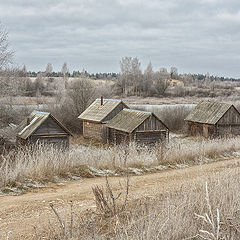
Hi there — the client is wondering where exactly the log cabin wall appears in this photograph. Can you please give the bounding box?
[187,122,219,138]
[108,128,130,144]
[186,102,240,138]
[108,114,168,145]
[83,121,104,141]
[81,101,128,142]
[108,128,167,145]
[134,130,167,145]
[217,125,240,136]
[187,122,205,137]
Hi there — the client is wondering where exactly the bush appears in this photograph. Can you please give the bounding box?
[46,79,95,133]
[133,105,193,132]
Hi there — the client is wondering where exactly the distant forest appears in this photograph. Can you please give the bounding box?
[26,67,239,82]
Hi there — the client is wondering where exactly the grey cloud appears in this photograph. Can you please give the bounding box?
[1,0,240,77]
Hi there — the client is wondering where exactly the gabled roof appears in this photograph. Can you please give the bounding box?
[78,98,128,123]
[185,101,233,125]
[106,109,168,133]
[16,111,72,139]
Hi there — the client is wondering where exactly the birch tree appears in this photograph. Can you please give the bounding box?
[45,63,53,77]
[143,62,153,95]
[119,56,142,96]
[62,62,68,88]
[0,23,13,69]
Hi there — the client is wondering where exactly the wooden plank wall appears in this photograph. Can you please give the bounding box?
[136,115,167,132]
[33,117,67,135]
[218,106,240,125]
[135,131,167,145]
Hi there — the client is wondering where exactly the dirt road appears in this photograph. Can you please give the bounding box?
[0,158,239,239]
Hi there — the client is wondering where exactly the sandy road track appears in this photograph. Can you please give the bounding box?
[0,158,239,239]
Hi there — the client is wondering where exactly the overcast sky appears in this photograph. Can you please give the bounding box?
[1,0,240,77]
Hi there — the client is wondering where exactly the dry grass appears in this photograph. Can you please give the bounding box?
[35,160,240,239]
[1,137,240,190]
[162,136,240,164]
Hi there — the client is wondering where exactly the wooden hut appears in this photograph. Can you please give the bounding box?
[185,101,240,138]
[16,111,72,148]
[106,109,169,145]
[78,97,128,142]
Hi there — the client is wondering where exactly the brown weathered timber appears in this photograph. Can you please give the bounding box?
[107,109,169,145]
[16,111,72,149]
[79,98,128,142]
[185,101,240,138]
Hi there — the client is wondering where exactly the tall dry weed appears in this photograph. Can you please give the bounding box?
[36,161,240,239]
[1,137,240,188]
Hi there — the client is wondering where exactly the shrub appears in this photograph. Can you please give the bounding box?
[133,105,193,132]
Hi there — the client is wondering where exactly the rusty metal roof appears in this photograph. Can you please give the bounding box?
[185,101,232,125]
[106,109,157,133]
[78,98,127,122]
[16,111,72,139]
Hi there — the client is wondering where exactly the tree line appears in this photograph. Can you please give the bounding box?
[26,62,118,80]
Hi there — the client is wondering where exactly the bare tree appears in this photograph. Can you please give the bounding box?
[22,65,27,75]
[143,61,154,96]
[119,56,142,96]
[119,57,132,95]
[45,63,53,77]
[68,79,94,114]
[154,71,170,95]
[0,23,13,69]
[62,62,68,88]
[170,66,178,79]
[35,72,45,98]
[131,57,142,95]
[49,78,95,132]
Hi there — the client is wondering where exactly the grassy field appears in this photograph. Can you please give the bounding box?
[1,135,240,191]
[31,157,240,239]
[0,136,239,239]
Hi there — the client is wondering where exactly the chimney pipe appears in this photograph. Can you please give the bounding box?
[27,117,30,125]
[101,96,103,105]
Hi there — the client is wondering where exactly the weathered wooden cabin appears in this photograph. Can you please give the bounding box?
[16,111,72,148]
[185,101,240,138]
[78,97,128,142]
[106,109,169,145]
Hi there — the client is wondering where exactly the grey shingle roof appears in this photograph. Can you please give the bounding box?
[185,101,232,125]
[16,111,72,139]
[78,98,127,122]
[106,109,155,133]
